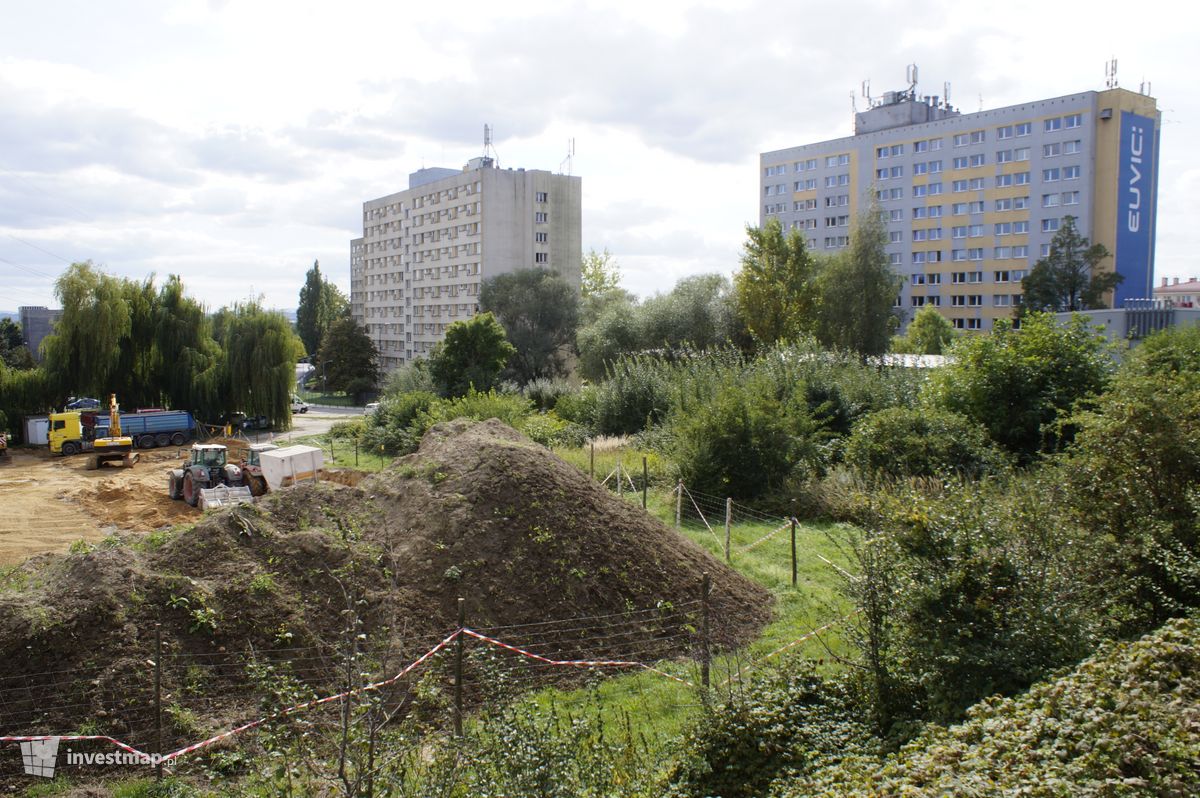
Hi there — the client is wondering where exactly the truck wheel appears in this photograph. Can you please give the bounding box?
[62,441,80,456]
[183,472,198,507]
[170,432,186,446]
[155,433,170,447]
[138,434,156,449]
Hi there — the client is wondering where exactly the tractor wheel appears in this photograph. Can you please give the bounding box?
[170,432,187,446]
[183,472,199,507]
[248,475,268,497]
[168,473,181,500]
[61,441,80,456]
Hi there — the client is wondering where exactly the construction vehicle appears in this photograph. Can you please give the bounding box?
[239,443,324,496]
[49,408,194,455]
[86,394,138,470]
[167,444,246,507]
[0,431,10,465]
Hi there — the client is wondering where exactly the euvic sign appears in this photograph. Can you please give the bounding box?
[1115,111,1156,304]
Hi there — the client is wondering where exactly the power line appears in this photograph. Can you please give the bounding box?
[0,254,57,281]
[6,234,72,264]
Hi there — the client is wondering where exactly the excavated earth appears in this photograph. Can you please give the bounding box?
[0,419,771,760]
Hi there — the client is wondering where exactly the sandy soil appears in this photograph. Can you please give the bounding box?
[0,447,196,566]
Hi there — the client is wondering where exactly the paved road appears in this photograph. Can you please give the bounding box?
[288,406,365,438]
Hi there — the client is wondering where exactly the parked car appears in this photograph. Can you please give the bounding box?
[364,402,380,416]
[65,397,101,410]
[291,396,309,414]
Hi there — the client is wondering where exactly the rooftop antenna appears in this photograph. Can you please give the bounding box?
[559,138,575,175]
[906,63,919,98]
[979,93,984,112]
[943,81,951,109]
[1105,57,1118,89]
[483,124,499,167]
[862,79,873,107]
[1140,78,1151,96]
[851,90,858,114]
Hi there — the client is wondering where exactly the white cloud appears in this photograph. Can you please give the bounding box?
[0,0,1196,311]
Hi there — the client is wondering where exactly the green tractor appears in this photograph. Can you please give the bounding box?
[167,444,247,507]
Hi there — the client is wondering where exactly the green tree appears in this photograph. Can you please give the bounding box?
[317,316,379,402]
[576,293,642,381]
[892,305,956,355]
[580,247,621,299]
[480,268,580,384]
[843,406,1003,481]
[0,318,34,369]
[41,262,132,400]
[815,204,903,356]
[734,217,818,345]
[1020,216,1120,313]
[154,275,220,415]
[427,312,516,397]
[217,302,306,423]
[924,313,1115,462]
[296,260,349,358]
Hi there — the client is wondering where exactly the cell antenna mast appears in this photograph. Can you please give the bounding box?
[559,138,576,175]
[906,63,919,94]
[943,81,951,107]
[1105,58,1118,89]
[483,124,499,166]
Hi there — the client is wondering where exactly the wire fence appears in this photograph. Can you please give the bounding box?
[0,596,850,782]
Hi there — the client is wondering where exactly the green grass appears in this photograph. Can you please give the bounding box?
[519,443,858,753]
[295,388,359,407]
[274,432,393,472]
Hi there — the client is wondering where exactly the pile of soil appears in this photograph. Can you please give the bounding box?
[0,420,770,748]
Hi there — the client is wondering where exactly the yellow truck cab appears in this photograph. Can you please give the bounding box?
[47,412,91,456]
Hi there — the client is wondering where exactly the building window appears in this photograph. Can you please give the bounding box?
[1045,117,1063,132]
[928,228,944,240]
[1013,220,1029,234]
[1043,168,1061,182]
[968,178,985,190]
[969,153,985,167]
[534,252,549,263]
[1064,140,1082,155]
[889,230,903,243]
[1044,142,1061,158]
[996,174,1013,188]
[876,146,889,158]
[1062,190,1080,205]
[1013,245,1029,258]
[953,225,967,239]
[889,253,903,265]
[889,209,903,221]
[535,191,548,202]
[914,162,927,175]
[913,206,927,219]
[1065,113,1082,128]
[969,201,984,214]
[912,252,926,264]
[971,130,985,144]
[951,295,966,306]
[913,185,927,197]
[953,133,969,147]
[995,247,1012,259]
[997,149,1013,163]
[535,231,548,242]
[928,205,943,218]
[1042,218,1061,233]
[1015,147,1030,161]
[1013,196,1030,210]
[1063,165,1081,180]
[1015,172,1031,185]
[953,180,968,192]
[995,270,1011,282]
[998,125,1013,139]
[535,211,548,223]
[929,160,943,173]
[953,156,969,169]
[995,222,1012,235]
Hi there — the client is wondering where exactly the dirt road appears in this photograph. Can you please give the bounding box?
[0,448,195,566]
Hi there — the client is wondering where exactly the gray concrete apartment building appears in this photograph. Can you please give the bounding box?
[760,86,1161,331]
[351,158,582,372]
[18,305,62,362]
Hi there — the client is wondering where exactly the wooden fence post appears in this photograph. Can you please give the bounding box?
[701,573,711,689]
[724,498,732,563]
[790,518,798,587]
[675,481,683,528]
[641,456,648,509]
[589,441,595,479]
[454,598,465,737]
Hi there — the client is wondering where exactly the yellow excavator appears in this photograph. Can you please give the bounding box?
[86,394,139,470]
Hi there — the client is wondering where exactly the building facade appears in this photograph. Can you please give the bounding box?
[351,158,582,372]
[1153,277,1200,308]
[17,306,62,362]
[760,87,1161,331]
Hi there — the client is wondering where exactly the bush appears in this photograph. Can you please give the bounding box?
[923,313,1115,462]
[670,375,822,500]
[843,407,1004,481]
[363,390,437,454]
[668,665,871,798]
[594,355,672,435]
[522,376,576,411]
[554,384,599,430]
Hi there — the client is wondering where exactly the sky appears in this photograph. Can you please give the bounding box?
[1,0,1196,313]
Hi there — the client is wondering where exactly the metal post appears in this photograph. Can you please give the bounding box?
[701,573,711,689]
[616,459,622,497]
[724,498,732,563]
[154,622,163,781]
[675,481,683,528]
[641,456,648,509]
[454,598,464,737]
[355,439,359,466]
[589,442,595,480]
[790,518,798,587]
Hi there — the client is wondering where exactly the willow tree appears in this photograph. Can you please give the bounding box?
[41,262,132,400]
[216,302,305,424]
[155,275,220,415]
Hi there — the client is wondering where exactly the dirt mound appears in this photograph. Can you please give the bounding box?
[0,420,770,751]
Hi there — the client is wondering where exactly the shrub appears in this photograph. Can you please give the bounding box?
[668,665,871,798]
[594,355,672,435]
[413,388,534,440]
[843,407,1004,481]
[670,375,822,500]
[363,390,437,454]
[522,376,576,411]
[553,383,599,430]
